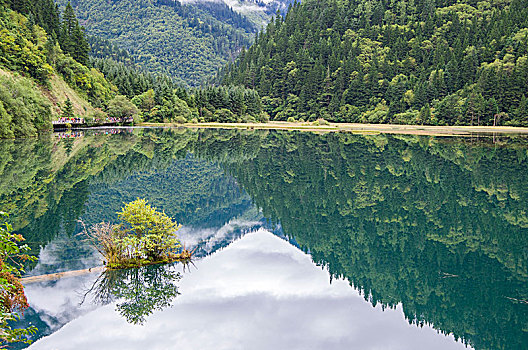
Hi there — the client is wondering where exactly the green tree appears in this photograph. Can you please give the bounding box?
[62,97,75,118]
[60,2,89,65]
[213,108,237,123]
[107,95,139,123]
[87,265,181,325]
[116,198,181,262]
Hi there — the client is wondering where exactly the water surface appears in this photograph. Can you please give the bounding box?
[1,128,527,349]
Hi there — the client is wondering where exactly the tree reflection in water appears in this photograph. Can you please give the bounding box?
[82,264,182,324]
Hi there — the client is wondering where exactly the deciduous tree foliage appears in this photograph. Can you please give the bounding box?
[0,75,52,138]
[107,95,139,122]
[0,213,36,344]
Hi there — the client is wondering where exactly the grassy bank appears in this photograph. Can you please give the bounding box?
[139,121,528,136]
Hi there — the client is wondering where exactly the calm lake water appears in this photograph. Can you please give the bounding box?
[1,127,527,349]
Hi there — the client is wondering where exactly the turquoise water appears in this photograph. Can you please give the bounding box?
[2,128,527,349]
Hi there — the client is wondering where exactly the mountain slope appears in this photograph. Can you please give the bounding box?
[0,6,117,137]
[222,0,528,126]
[63,0,260,86]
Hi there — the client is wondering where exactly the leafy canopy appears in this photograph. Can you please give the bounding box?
[116,198,181,262]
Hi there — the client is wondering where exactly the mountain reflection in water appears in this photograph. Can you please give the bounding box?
[0,128,526,349]
[27,231,468,350]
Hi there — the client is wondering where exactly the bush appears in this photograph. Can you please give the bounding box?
[360,102,389,123]
[241,114,257,123]
[117,199,181,262]
[201,108,213,122]
[85,199,182,268]
[213,108,237,123]
[107,95,139,122]
[287,117,296,123]
[392,110,421,125]
[173,116,187,124]
[312,118,330,126]
[87,108,106,126]
[132,114,143,125]
[257,111,270,123]
[0,75,52,138]
[0,213,37,344]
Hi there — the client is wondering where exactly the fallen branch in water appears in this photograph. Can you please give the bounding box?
[440,272,459,278]
[506,296,528,304]
[20,266,105,284]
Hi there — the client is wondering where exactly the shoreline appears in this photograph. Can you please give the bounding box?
[138,121,528,137]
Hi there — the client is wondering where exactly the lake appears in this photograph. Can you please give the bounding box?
[2,127,527,349]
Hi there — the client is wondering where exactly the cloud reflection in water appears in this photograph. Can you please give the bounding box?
[28,230,470,350]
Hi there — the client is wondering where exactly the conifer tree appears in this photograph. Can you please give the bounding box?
[62,98,75,118]
[60,2,89,65]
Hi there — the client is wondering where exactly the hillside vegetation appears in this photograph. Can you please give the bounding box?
[62,0,258,86]
[223,0,528,126]
[0,0,266,137]
[0,3,118,137]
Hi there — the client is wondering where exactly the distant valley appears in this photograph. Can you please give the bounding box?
[63,0,294,86]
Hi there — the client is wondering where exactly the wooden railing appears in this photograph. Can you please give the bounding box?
[52,118,85,125]
[52,117,134,127]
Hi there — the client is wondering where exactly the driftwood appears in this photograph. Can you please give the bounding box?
[20,266,105,284]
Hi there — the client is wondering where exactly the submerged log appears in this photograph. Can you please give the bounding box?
[20,266,105,284]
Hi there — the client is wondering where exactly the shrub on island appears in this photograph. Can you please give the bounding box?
[84,199,191,269]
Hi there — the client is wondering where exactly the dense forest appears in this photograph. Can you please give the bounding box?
[223,0,528,126]
[0,0,264,137]
[61,0,299,86]
[92,57,265,123]
[59,0,257,87]
[5,0,528,134]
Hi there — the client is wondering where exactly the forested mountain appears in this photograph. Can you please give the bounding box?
[60,0,265,86]
[0,0,266,137]
[211,0,295,24]
[223,0,528,126]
